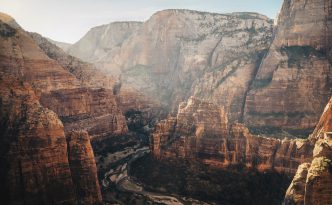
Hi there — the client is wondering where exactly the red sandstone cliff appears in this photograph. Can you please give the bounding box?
[151,97,313,174]
[244,0,332,134]
[66,131,103,205]
[0,76,77,204]
[0,13,127,138]
[0,13,103,204]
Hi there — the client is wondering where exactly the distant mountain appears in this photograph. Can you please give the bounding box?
[68,7,332,137]
[46,37,72,51]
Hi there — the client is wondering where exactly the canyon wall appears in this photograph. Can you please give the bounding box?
[151,97,314,174]
[69,10,274,120]
[68,21,143,64]
[0,13,103,204]
[0,75,102,205]
[0,15,128,138]
[68,3,332,137]
[244,0,332,134]
[29,32,116,89]
[66,131,103,205]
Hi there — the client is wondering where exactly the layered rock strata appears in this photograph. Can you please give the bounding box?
[151,97,314,174]
[0,76,103,204]
[67,2,332,137]
[244,0,332,134]
[69,10,274,120]
[0,13,104,205]
[0,76,77,204]
[40,87,127,138]
[66,131,103,205]
[29,32,116,89]
[0,14,127,138]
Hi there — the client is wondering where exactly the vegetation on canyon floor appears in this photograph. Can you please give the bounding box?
[130,154,292,205]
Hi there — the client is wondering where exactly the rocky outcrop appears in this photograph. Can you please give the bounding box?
[284,97,332,205]
[0,73,76,204]
[66,131,103,205]
[0,15,128,138]
[244,0,332,134]
[311,95,332,140]
[0,76,77,204]
[0,77,104,205]
[283,163,311,205]
[0,14,104,205]
[151,97,313,174]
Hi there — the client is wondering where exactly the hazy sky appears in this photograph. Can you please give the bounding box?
[0,0,283,43]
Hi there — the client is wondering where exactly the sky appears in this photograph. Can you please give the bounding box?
[0,0,283,44]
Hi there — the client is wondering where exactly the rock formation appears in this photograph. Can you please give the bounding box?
[40,87,127,138]
[0,14,128,138]
[68,10,274,120]
[0,75,77,204]
[151,97,314,174]
[0,13,103,205]
[284,97,332,205]
[29,32,116,89]
[68,4,332,137]
[244,0,332,134]
[0,75,103,204]
[66,131,103,205]
[68,21,143,64]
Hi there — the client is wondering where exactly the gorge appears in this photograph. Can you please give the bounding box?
[0,0,332,204]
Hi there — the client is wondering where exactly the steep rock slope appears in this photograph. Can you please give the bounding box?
[69,4,332,137]
[0,14,103,205]
[40,87,127,138]
[68,21,143,64]
[0,19,80,94]
[244,0,332,134]
[0,15,127,138]
[69,10,274,120]
[0,76,102,205]
[29,32,116,89]
[151,97,314,174]
[0,76,77,204]
[66,131,103,205]
[284,97,332,205]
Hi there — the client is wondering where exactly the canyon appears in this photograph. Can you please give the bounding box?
[69,1,332,137]
[0,0,331,204]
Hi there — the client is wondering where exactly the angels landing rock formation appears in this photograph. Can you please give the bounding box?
[0,76,102,205]
[0,13,102,204]
[151,97,314,174]
[0,13,127,139]
[284,97,332,205]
